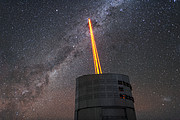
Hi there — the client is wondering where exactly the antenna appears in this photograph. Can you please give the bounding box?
[88,18,102,74]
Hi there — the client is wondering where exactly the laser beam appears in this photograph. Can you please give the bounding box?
[88,18,102,74]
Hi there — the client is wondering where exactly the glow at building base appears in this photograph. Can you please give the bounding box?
[88,18,102,74]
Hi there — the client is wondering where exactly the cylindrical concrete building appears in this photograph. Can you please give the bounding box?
[74,73,136,120]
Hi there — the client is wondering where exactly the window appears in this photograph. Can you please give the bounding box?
[126,95,130,100]
[119,87,124,91]
[118,81,132,90]
[118,81,123,85]
[120,94,123,99]
[130,85,132,90]
[123,95,126,99]
[119,94,134,102]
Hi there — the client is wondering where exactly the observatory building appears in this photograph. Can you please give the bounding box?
[74,73,136,120]
[74,18,136,120]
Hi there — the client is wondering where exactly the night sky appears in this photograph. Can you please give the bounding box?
[0,0,180,120]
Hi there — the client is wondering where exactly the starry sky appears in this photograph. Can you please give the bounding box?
[0,0,180,120]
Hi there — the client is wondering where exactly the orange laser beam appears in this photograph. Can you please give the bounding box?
[88,18,102,74]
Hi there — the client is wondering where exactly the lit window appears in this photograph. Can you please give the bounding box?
[123,95,125,99]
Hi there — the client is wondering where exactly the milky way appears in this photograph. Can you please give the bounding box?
[0,0,180,120]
